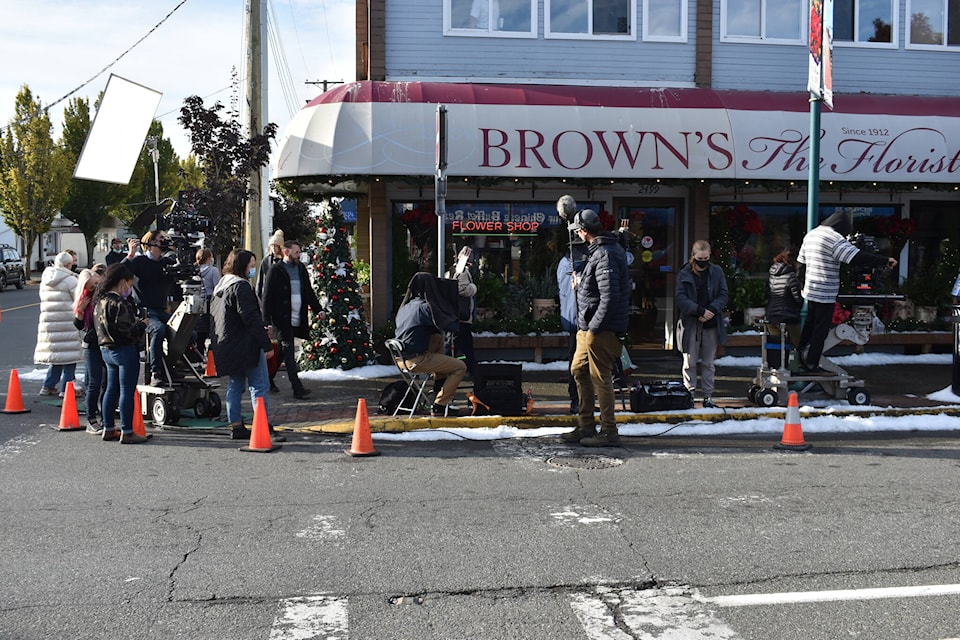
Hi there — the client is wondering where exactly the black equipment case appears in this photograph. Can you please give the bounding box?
[473,364,526,416]
[630,380,693,412]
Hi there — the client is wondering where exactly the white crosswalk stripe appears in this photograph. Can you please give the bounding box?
[570,586,741,640]
[269,595,348,640]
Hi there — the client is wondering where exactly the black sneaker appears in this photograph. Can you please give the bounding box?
[431,403,459,417]
[293,388,312,399]
[269,426,287,442]
[230,423,251,440]
[702,397,718,409]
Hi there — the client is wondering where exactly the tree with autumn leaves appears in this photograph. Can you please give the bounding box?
[299,199,377,371]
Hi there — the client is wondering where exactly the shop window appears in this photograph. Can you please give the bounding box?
[833,0,896,45]
[709,203,902,283]
[545,0,636,38]
[720,0,805,42]
[643,0,688,41]
[445,0,537,36]
[907,0,960,46]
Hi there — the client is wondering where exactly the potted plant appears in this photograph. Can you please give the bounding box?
[475,269,508,320]
[899,267,950,323]
[354,259,371,294]
[526,270,559,320]
[731,277,768,325]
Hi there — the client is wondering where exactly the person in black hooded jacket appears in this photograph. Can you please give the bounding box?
[393,272,464,416]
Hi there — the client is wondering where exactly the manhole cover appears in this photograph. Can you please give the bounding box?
[546,455,625,470]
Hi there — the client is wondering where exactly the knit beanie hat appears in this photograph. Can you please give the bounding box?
[268,229,285,248]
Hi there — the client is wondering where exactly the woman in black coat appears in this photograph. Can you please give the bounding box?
[209,249,278,440]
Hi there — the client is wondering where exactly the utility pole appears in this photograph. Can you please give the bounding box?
[305,79,345,93]
[244,0,268,257]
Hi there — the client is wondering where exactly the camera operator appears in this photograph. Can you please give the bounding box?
[124,230,178,386]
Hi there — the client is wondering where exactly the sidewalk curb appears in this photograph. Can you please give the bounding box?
[292,404,960,434]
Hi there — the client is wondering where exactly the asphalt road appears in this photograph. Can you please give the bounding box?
[3,282,960,639]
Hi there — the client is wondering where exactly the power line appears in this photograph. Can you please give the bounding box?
[43,0,192,114]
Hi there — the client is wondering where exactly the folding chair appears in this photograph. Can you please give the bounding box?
[385,339,432,417]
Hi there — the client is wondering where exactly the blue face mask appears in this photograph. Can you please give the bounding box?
[121,287,133,299]
[246,267,257,279]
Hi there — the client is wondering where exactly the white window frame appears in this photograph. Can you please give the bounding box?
[832,0,899,48]
[544,0,638,40]
[719,0,806,44]
[642,0,689,42]
[905,0,960,48]
[444,0,538,38]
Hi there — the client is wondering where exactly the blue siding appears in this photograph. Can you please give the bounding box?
[383,1,960,97]
[711,1,960,96]
[384,0,697,85]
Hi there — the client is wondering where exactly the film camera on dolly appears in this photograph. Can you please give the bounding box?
[749,233,903,408]
[131,199,222,427]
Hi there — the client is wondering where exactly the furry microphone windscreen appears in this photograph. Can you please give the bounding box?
[556,195,577,221]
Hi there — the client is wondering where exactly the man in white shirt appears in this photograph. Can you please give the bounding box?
[797,210,896,373]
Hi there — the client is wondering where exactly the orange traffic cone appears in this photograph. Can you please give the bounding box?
[346,398,380,457]
[132,391,148,437]
[240,397,280,452]
[1,369,30,414]
[204,350,217,377]
[775,391,811,451]
[55,382,83,431]
[466,391,490,416]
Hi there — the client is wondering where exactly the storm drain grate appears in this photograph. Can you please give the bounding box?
[546,455,625,470]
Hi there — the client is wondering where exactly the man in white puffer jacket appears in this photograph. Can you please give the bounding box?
[34,252,84,396]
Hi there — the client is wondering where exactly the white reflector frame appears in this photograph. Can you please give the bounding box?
[73,74,162,184]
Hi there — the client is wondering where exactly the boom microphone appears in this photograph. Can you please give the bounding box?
[556,195,577,222]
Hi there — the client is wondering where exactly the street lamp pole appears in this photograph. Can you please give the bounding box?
[145,136,160,205]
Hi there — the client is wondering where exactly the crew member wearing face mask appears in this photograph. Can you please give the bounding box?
[106,238,126,265]
[124,230,177,386]
[676,240,729,409]
[93,262,150,444]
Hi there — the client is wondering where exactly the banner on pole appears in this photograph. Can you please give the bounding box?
[808,0,834,109]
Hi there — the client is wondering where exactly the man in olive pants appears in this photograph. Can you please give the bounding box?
[563,209,631,447]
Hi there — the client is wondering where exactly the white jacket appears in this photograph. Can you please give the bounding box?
[34,266,83,365]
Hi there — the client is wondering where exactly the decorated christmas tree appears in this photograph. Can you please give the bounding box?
[299,199,378,370]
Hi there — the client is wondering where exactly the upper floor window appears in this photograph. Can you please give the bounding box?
[721,0,805,43]
[834,0,896,44]
[907,0,960,46]
[545,0,637,39]
[445,0,537,37]
[643,0,688,41]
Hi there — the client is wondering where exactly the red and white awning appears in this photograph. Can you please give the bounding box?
[274,81,960,183]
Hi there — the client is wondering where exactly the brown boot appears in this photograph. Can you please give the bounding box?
[581,427,621,447]
[561,424,597,444]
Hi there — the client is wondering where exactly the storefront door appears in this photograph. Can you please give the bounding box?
[614,199,682,350]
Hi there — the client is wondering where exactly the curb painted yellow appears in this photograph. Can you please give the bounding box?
[293,405,960,434]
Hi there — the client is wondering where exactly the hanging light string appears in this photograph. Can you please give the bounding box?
[42,0,192,114]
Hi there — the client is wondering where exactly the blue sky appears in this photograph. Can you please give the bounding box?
[0,0,355,158]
